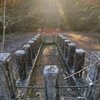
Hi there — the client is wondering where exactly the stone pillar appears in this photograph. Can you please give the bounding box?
[74,49,85,78]
[34,35,39,49]
[32,37,37,55]
[56,34,60,45]
[67,43,76,67]
[37,34,42,48]
[44,65,59,100]
[64,39,70,58]
[37,34,41,49]
[28,40,35,59]
[93,62,100,100]
[53,34,56,43]
[0,53,16,99]
[15,50,27,80]
[23,44,32,68]
[85,61,100,100]
[59,34,63,49]
[61,37,67,54]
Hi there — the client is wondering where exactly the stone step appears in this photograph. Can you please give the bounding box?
[61,97,78,100]
[26,97,78,100]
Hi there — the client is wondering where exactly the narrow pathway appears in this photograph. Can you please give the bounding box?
[27,44,75,99]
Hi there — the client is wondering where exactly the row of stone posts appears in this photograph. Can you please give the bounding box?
[15,34,42,82]
[57,34,85,78]
[0,53,17,99]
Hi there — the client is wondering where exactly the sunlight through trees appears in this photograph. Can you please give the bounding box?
[0,0,100,32]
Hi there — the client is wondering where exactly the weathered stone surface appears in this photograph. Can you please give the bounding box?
[32,37,37,54]
[85,53,100,100]
[92,51,100,60]
[28,40,35,59]
[23,44,32,68]
[67,43,76,67]
[44,65,59,100]
[64,40,70,58]
[15,50,27,80]
[0,53,10,63]
[0,53,16,100]
[74,49,85,78]
[0,53,11,100]
[61,37,67,54]
[58,34,63,49]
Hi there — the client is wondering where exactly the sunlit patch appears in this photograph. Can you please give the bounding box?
[55,0,69,26]
[66,32,100,52]
[93,45,100,50]
[56,0,64,16]
[58,6,64,16]
[43,47,53,56]
[68,33,91,42]
[42,0,65,17]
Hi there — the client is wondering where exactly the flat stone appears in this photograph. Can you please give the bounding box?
[35,34,41,38]
[32,38,37,41]
[62,37,67,40]
[68,43,76,46]
[15,50,25,56]
[59,34,63,37]
[23,44,30,48]
[44,65,59,76]
[65,40,70,42]
[0,53,10,63]
[28,40,34,44]
[76,49,85,53]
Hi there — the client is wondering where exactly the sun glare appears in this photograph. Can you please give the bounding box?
[56,0,64,16]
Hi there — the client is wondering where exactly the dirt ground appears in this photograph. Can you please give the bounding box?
[63,31,100,53]
[0,31,99,53]
[0,32,36,53]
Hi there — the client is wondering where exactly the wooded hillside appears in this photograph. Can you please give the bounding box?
[0,0,100,33]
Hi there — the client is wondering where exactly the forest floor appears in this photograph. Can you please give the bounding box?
[0,32,36,53]
[0,31,99,53]
[64,31,100,53]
